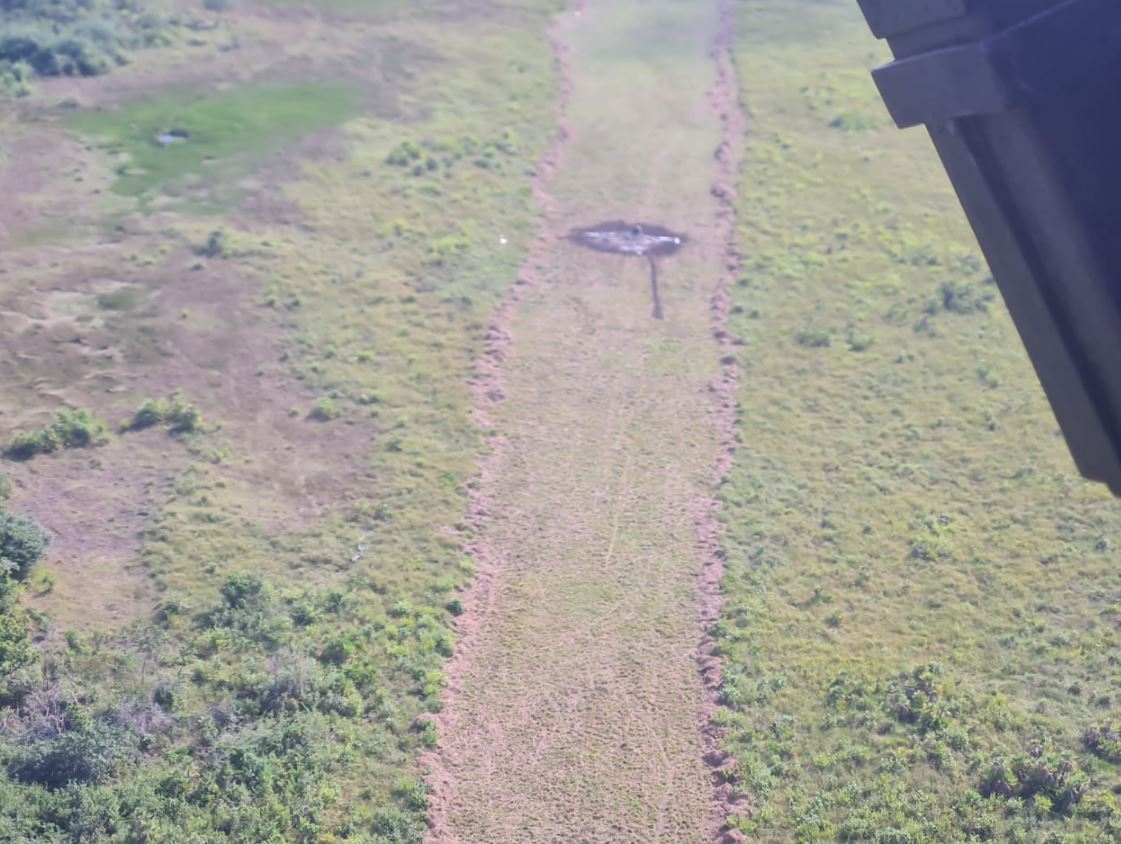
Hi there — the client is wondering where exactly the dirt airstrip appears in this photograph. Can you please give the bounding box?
[423,0,748,840]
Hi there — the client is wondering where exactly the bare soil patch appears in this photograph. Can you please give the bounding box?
[0,222,375,628]
[697,0,751,837]
[12,433,167,632]
[144,250,377,524]
[0,128,111,246]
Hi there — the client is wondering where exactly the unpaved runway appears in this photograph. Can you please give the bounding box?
[426,1,741,840]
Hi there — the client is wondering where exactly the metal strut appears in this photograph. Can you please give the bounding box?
[855,0,1121,494]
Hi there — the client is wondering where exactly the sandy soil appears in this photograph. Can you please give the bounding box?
[424,0,747,840]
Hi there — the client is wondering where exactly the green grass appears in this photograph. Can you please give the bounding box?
[717,1,1121,841]
[131,12,562,825]
[67,82,363,197]
[0,1,563,841]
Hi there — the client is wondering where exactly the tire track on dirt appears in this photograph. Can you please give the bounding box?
[424,0,746,841]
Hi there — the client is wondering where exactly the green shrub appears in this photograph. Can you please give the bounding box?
[4,428,59,460]
[211,572,293,649]
[0,27,114,77]
[0,59,32,96]
[309,397,341,421]
[201,229,228,258]
[0,609,36,679]
[0,508,50,580]
[221,571,267,610]
[411,716,438,748]
[53,408,105,448]
[320,633,359,665]
[980,748,1089,814]
[167,399,202,433]
[370,806,421,841]
[846,331,874,352]
[1084,722,1121,763]
[927,280,995,315]
[385,140,423,167]
[95,286,143,310]
[887,664,949,733]
[62,784,124,842]
[126,398,165,431]
[123,394,203,434]
[5,408,108,460]
[394,778,429,812]
[425,235,471,266]
[828,111,878,132]
[8,720,138,789]
[795,327,832,348]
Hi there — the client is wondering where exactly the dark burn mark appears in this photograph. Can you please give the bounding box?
[568,220,686,257]
[567,221,686,320]
[648,256,663,320]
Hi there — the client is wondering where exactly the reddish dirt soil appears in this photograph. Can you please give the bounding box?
[697,0,751,837]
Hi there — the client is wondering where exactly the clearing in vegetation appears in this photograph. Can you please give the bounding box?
[424,0,738,840]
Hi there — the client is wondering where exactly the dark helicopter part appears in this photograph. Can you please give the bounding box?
[855,0,1121,494]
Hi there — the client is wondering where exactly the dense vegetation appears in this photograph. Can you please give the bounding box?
[0,481,47,691]
[0,0,173,95]
[0,567,438,842]
[0,0,562,840]
[717,1,1121,841]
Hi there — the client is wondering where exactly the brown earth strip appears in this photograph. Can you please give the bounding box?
[424,0,746,840]
[698,0,750,838]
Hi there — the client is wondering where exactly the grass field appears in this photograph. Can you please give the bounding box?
[717,1,1121,841]
[6,0,1121,840]
[68,82,364,197]
[0,0,563,840]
